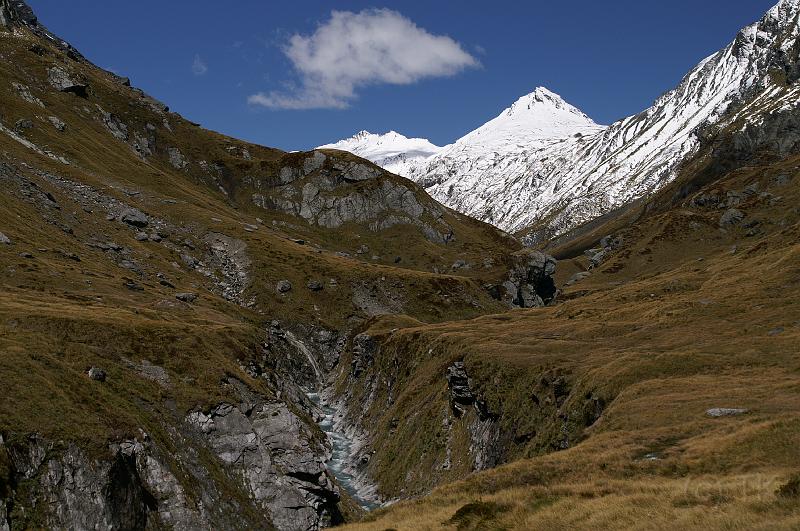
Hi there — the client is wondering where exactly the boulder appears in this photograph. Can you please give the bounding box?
[585,248,607,269]
[175,293,198,303]
[14,118,32,132]
[719,208,745,227]
[88,367,107,382]
[276,280,292,293]
[565,271,591,286]
[120,208,148,227]
[48,116,66,131]
[0,232,10,245]
[47,66,88,97]
[306,280,323,291]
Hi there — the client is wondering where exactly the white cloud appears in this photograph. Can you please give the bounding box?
[192,54,208,76]
[249,9,478,110]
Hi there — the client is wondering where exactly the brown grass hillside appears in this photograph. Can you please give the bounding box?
[334,152,800,529]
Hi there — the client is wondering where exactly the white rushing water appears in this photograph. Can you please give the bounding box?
[307,391,380,511]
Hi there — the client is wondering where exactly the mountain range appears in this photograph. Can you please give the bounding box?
[322,0,800,242]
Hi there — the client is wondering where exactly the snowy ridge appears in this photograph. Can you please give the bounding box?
[321,0,800,240]
[318,130,442,177]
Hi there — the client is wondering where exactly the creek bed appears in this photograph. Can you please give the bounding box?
[307,392,379,511]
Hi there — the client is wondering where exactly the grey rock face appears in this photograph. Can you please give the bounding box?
[203,233,252,304]
[47,66,88,97]
[350,334,377,378]
[168,147,188,169]
[98,107,129,141]
[0,231,10,244]
[253,154,454,244]
[719,208,745,227]
[499,250,557,308]
[443,361,500,470]
[446,362,475,416]
[119,208,148,227]
[48,115,66,131]
[706,408,749,417]
[303,151,327,175]
[11,82,44,107]
[0,499,8,531]
[2,436,163,530]
[185,400,342,530]
[584,248,607,269]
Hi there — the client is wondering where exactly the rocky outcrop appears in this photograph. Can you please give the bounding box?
[0,386,346,531]
[47,66,88,98]
[0,0,83,59]
[186,398,343,531]
[584,233,624,269]
[201,233,252,304]
[0,433,214,530]
[253,151,455,244]
[445,362,474,416]
[350,334,378,378]
[491,250,557,308]
[444,362,500,470]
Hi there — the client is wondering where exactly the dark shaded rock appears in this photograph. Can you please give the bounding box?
[88,367,107,382]
[446,361,475,416]
[276,280,292,293]
[350,334,377,378]
[123,279,143,291]
[47,66,88,97]
[306,280,323,291]
[14,118,33,132]
[175,293,198,303]
[772,174,792,186]
[503,250,557,308]
[120,208,148,228]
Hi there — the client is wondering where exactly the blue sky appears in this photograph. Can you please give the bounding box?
[29,0,778,151]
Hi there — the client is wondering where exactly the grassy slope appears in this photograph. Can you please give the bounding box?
[336,152,800,528]
[0,21,529,448]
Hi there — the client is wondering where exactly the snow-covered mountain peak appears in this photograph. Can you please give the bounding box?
[506,87,591,121]
[454,87,603,149]
[317,130,442,176]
